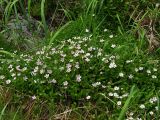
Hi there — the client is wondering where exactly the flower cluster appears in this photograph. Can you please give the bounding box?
[0,32,160,119]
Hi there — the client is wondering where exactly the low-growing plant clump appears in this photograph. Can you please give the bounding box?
[0,29,160,119]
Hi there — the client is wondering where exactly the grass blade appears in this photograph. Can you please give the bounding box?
[118,85,138,120]
[27,0,31,17]
[0,103,8,120]
[0,50,16,58]
[116,14,124,35]
[48,21,73,49]
[41,0,48,37]
[12,107,20,120]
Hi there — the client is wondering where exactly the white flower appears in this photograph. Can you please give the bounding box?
[85,53,91,57]
[66,63,72,68]
[149,97,158,103]
[129,112,134,116]
[113,93,119,97]
[74,52,79,57]
[32,95,36,100]
[97,52,102,56]
[92,82,101,87]
[128,74,133,79]
[109,35,113,38]
[16,65,21,71]
[156,3,159,8]
[100,72,103,74]
[139,104,145,109]
[111,44,116,48]
[146,70,151,74]
[109,62,117,68]
[23,76,28,81]
[102,85,106,88]
[76,74,81,82]
[60,53,66,57]
[118,96,123,99]
[76,44,81,50]
[152,75,157,79]
[8,64,13,69]
[86,95,91,100]
[85,29,89,32]
[139,67,144,71]
[149,99,154,104]
[88,47,93,51]
[6,80,11,84]
[34,67,38,73]
[9,68,14,72]
[0,75,5,79]
[47,70,52,74]
[153,68,157,71]
[75,62,80,69]
[108,92,113,96]
[135,68,139,72]
[117,101,121,106]
[109,55,115,60]
[44,74,49,79]
[155,106,158,111]
[85,58,90,62]
[126,60,133,63]
[104,29,108,32]
[63,81,68,86]
[152,97,158,102]
[102,58,109,63]
[50,79,57,83]
[40,69,45,74]
[36,59,43,65]
[114,86,120,91]
[66,68,71,73]
[34,80,37,83]
[149,111,154,115]
[119,72,124,77]
[100,39,105,42]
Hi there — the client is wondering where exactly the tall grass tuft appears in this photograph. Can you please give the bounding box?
[4,0,19,24]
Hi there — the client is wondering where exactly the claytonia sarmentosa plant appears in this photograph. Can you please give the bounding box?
[0,31,160,119]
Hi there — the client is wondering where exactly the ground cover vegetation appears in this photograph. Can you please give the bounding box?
[0,0,160,119]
